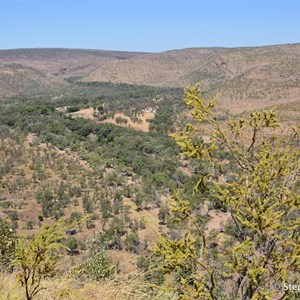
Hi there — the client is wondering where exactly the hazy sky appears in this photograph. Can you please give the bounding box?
[1,0,299,52]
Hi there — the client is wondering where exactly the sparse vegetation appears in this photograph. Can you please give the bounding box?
[0,45,299,299]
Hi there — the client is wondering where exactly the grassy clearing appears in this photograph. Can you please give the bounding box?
[69,108,155,132]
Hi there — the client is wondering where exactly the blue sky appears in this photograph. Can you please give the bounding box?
[0,1,299,52]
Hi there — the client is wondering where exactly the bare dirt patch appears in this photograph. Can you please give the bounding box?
[205,210,230,234]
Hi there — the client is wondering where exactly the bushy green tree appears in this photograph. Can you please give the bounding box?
[153,85,300,300]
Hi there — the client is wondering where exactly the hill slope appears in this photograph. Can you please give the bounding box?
[0,48,145,98]
[0,44,300,103]
[0,63,67,98]
[84,44,300,100]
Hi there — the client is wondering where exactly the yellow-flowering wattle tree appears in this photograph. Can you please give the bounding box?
[153,85,300,300]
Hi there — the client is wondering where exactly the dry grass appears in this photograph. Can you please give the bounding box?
[0,271,177,300]
[69,108,95,119]
[100,112,154,132]
[69,109,155,132]
[123,198,163,245]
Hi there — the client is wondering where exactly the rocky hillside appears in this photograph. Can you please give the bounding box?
[84,44,300,101]
[0,44,300,103]
[0,48,144,98]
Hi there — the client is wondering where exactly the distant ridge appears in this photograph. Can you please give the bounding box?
[0,43,300,102]
[0,47,146,59]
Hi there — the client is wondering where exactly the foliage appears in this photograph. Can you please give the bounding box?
[12,219,73,300]
[74,248,115,282]
[66,106,80,113]
[153,84,300,300]
[150,106,174,133]
[0,218,17,270]
[63,237,80,252]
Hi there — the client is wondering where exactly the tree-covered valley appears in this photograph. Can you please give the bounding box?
[0,46,299,300]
